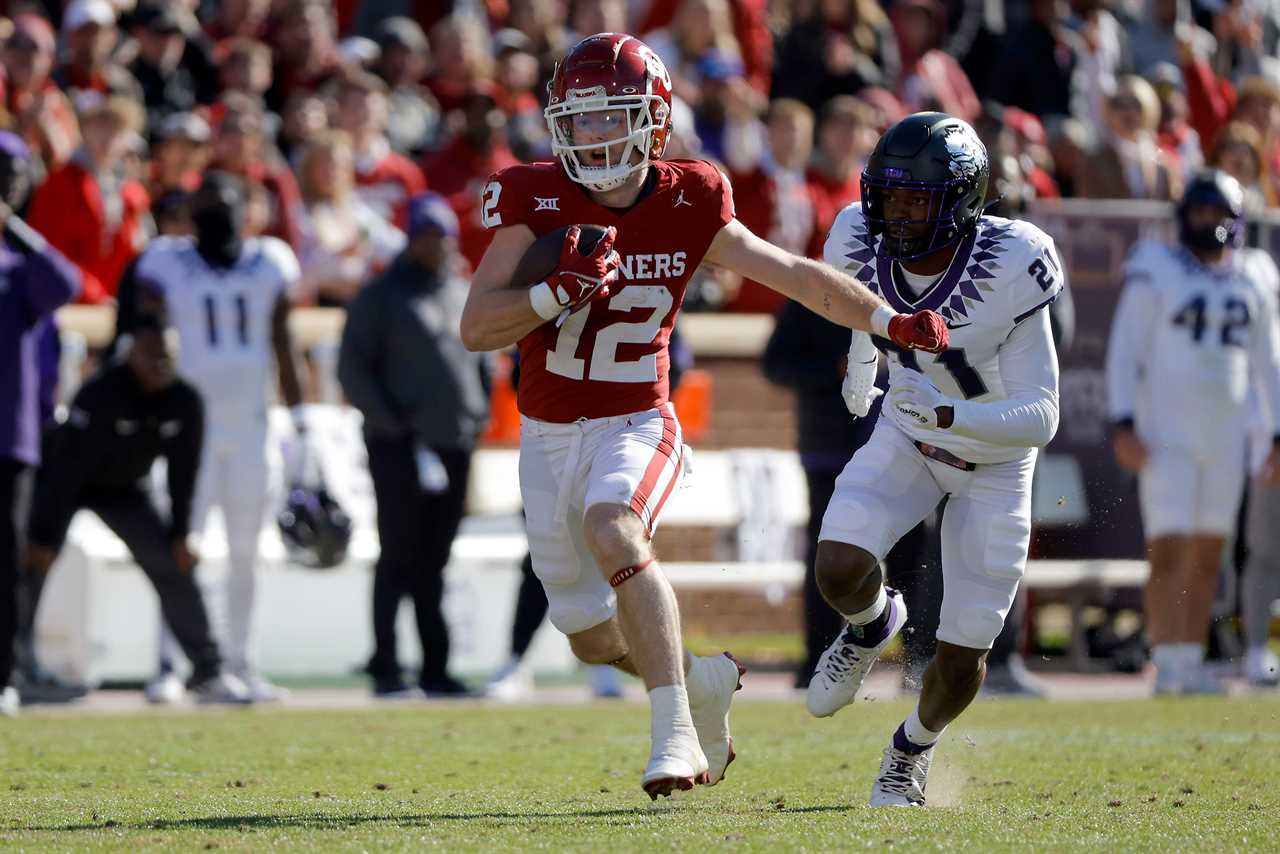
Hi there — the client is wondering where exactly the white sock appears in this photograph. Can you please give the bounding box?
[844,585,888,625]
[648,684,697,750]
[903,705,945,748]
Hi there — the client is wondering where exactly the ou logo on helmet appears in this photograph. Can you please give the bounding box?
[634,43,672,93]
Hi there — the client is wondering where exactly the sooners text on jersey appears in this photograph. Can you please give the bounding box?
[482,159,734,421]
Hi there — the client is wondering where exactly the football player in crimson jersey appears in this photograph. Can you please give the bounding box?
[460,33,947,800]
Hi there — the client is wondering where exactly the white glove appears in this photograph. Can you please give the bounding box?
[842,330,883,418]
[888,370,947,431]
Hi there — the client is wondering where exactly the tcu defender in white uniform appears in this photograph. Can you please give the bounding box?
[1107,169,1280,694]
[137,174,305,703]
[805,113,1061,807]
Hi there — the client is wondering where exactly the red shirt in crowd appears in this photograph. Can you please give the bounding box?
[804,166,860,260]
[27,159,150,304]
[354,140,427,231]
[726,165,815,313]
[422,136,519,273]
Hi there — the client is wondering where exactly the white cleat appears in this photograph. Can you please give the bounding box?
[485,660,535,702]
[688,652,746,785]
[641,737,709,801]
[806,589,907,717]
[144,671,186,705]
[869,743,933,807]
[0,685,19,717]
[191,672,253,705]
[1246,647,1279,688]
[237,672,289,703]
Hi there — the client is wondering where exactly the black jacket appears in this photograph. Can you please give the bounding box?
[28,363,204,549]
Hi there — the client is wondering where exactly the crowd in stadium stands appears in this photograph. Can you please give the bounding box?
[4,0,1280,708]
[0,0,1277,315]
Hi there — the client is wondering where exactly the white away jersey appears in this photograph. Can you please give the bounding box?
[1106,239,1280,455]
[137,236,300,425]
[825,208,1062,463]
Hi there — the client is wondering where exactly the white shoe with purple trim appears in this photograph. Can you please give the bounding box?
[806,588,908,718]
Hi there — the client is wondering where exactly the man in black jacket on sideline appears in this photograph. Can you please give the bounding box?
[338,193,490,698]
[25,317,248,703]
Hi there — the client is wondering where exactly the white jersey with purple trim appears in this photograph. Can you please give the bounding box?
[137,235,300,428]
[825,207,1063,464]
[1107,239,1280,457]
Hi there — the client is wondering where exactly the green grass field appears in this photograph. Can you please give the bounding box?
[2,696,1278,852]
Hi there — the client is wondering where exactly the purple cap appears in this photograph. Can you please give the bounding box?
[407,192,459,239]
[0,131,31,162]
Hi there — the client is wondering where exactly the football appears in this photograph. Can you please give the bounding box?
[511,224,612,288]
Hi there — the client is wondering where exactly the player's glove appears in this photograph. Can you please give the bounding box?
[888,370,948,430]
[888,309,949,353]
[529,225,621,320]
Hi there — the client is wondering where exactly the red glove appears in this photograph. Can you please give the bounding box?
[888,310,949,353]
[545,225,620,311]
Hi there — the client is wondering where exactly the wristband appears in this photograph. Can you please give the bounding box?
[870,304,895,339]
[529,281,563,320]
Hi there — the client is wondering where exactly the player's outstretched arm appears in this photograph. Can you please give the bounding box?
[460,224,544,352]
[704,219,947,352]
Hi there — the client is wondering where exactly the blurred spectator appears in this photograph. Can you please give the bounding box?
[1148,61,1204,180]
[1076,76,1180,199]
[338,193,490,699]
[493,32,551,161]
[295,130,405,306]
[422,89,519,274]
[53,0,142,108]
[1046,115,1094,197]
[330,70,426,231]
[643,0,743,107]
[890,0,980,122]
[127,3,200,132]
[335,36,381,72]
[724,98,815,313]
[266,0,342,114]
[1180,26,1280,204]
[27,96,150,304]
[1002,106,1062,200]
[0,133,80,717]
[639,0,773,95]
[0,13,79,175]
[1127,0,1213,77]
[1066,0,1133,128]
[987,0,1080,120]
[805,95,878,259]
[689,50,766,164]
[204,0,271,47]
[1207,120,1274,210]
[218,38,274,103]
[209,93,303,250]
[506,0,572,83]
[370,17,440,157]
[568,0,628,42]
[1209,0,1277,81]
[148,111,210,196]
[426,13,496,114]
[277,90,328,166]
[771,0,900,116]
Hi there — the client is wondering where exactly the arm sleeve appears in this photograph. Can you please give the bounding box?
[6,217,81,316]
[337,286,407,435]
[165,389,204,540]
[1104,278,1159,422]
[948,308,1060,447]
